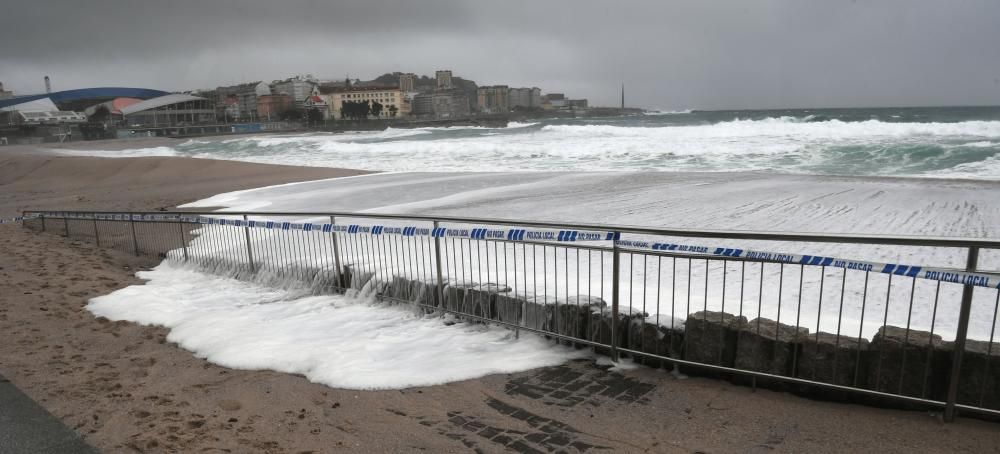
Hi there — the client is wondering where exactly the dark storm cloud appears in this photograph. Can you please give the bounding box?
[2,0,999,109]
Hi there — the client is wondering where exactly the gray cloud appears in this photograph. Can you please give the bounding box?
[2,0,999,109]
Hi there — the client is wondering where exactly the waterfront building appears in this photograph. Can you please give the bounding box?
[399,73,416,92]
[0,82,12,100]
[509,87,541,109]
[411,92,470,118]
[435,70,453,90]
[476,85,510,114]
[271,76,319,108]
[257,94,292,120]
[214,82,269,120]
[121,94,215,126]
[322,86,408,119]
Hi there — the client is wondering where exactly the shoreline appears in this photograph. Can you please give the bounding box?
[2,145,1000,452]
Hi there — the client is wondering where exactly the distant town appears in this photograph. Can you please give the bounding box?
[0,71,641,144]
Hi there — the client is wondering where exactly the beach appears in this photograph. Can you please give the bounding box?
[3,141,1000,452]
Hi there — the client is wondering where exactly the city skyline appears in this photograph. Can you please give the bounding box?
[2,1,1000,110]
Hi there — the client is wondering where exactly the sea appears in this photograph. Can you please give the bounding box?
[89,105,1000,179]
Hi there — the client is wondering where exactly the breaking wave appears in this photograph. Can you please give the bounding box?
[59,115,1000,179]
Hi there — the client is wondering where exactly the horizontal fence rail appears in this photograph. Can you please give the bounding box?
[18,209,1000,422]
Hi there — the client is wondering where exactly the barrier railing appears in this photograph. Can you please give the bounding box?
[17,209,1000,421]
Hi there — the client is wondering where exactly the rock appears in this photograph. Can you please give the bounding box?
[683,311,747,369]
[866,326,949,399]
[628,314,685,368]
[494,294,524,325]
[799,332,870,387]
[953,338,1000,410]
[734,317,809,377]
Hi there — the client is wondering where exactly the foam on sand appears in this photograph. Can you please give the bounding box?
[87,262,584,389]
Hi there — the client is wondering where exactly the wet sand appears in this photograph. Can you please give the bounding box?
[2,144,999,453]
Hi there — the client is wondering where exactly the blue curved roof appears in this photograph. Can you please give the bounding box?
[0,87,170,109]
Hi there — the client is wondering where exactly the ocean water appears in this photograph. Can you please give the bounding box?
[68,106,1000,179]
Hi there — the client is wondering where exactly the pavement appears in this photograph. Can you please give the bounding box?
[0,373,98,454]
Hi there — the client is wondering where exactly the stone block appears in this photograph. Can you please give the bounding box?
[734,318,809,377]
[683,311,747,369]
[866,325,949,399]
[798,332,870,387]
[955,339,1000,411]
[628,315,685,368]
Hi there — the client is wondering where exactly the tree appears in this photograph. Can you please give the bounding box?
[370,101,383,118]
[307,108,324,124]
[388,105,398,117]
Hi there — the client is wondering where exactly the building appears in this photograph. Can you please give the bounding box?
[476,85,509,114]
[411,92,470,118]
[1,87,169,141]
[0,82,12,100]
[121,94,215,126]
[214,82,269,121]
[322,86,408,119]
[303,95,331,120]
[83,97,143,124]
[508,87,541,109]
[271,76,318,108]
[541,93,587,110]
[398,73,415,93]
[257,94,292,120]
[435,70,453,90]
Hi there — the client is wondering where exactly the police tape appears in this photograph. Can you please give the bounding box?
[0,214,38,225]
[613,239,1000,290]
[25,211,1000,290]
[30,212,619,242]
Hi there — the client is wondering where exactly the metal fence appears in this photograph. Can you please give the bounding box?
[20,209,1000,421]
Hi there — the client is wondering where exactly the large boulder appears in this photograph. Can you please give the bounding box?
[866,326,950,399]
[734,318,809,378]
[683,311,747,371]
[953,338,1000,411]
[551,297,605,347]
[628,314,685,368]
[799,332,870,387]
[493,294,525,325]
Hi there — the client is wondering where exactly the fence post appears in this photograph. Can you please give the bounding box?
[63,216,70,237]
[329,215,344,289]
[92,213,101,247]
[610,236,621,362]
[242,214,255,272]
[40,214,46,232]
[433,220,446,310]
[129,215,139,256]
[179,220,188,261]
[944,246,980,422]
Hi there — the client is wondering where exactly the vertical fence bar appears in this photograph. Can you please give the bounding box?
[433,221,445,309]
[242,214,255,272]
[944,246,980,422]
[129,215,139,256]
[92,213,101,247]
[40,214,46,232]
[329,215,344,289]
[179,220,189,261]
[63,216,70,237]
[610,237,621,362]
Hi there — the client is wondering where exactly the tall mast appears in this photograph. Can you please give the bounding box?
[620,83,624,110]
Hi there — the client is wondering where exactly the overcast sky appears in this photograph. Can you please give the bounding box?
[2,0,999,110]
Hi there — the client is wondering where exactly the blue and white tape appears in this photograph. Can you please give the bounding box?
[0,214,37,225]
[25,211,1000,289]
[614,239,1000,290]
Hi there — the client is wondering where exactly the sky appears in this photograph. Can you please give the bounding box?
[2,0,999,110]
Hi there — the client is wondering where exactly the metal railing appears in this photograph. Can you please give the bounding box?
[19,209,1000,421]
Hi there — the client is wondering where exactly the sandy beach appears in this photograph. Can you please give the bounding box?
[2,141,1000,453]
